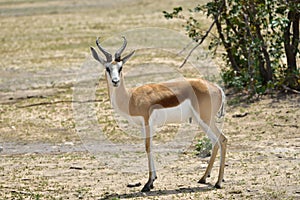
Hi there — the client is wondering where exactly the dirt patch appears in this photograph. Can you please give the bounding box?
[1,86,299,199]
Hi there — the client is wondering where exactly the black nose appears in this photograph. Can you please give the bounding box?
[112,79,119,85]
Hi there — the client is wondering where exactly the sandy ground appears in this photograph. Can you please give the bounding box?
[0,0,299,199]
[1,94,299,199]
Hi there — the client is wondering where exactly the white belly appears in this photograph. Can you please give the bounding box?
[149,99,193,127]
[113,99,195,131]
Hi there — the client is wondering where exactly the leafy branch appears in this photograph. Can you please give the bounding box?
[163,2,225,68]
[164,0,300,96]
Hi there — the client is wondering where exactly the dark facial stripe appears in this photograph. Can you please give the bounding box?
[118,66,123,73]
[106,67,111,76]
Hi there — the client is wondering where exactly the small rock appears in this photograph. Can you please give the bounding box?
[141,192,147,196]
[64,142,74,146]
[200,164,207,168]
[276,154,283,158]
[0,146,3,152]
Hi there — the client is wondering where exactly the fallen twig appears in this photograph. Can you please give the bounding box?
[282,85,300,94]
[273,123,298,128]
[127,182,142,188]
[11,190,32,195]
[232,112,249,118]
[17,100,103,108]
[69,166,83,170]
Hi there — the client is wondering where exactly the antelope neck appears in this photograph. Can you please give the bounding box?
[106,72,131,115]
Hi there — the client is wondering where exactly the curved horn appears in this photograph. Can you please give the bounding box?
[96,37,112,62]
[114,36,127,62]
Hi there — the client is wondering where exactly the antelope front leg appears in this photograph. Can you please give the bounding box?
[141,125,157,192]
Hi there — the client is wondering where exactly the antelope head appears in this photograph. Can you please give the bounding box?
[90,36,135,87]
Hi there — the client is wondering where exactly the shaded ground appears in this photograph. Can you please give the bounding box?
[0,0,299,199]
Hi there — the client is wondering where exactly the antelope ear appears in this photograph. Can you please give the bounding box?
[122,50,135,64]
[90,47,105,65]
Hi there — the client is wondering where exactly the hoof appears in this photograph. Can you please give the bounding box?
[141,185,151,192]
[214,183,222,189]
[141,182,154,192]
[141,176,156,192]
[198,178,206,184]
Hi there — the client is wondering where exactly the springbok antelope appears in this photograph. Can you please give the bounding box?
[90,36,227,192]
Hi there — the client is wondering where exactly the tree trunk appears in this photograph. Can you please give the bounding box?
[284,2,300,89]
[249,1,273,84]
[255,23,273,83]
[214,0,240,72]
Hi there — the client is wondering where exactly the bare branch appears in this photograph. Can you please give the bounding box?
[179,1,225,68]
[179,20,216,68]
[282,85,300,94]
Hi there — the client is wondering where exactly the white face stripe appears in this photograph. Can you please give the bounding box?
[111,66,120,81]
[106,62,123,87]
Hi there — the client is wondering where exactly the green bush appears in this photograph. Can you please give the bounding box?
[164,0,300,96]
[195,137,212,158]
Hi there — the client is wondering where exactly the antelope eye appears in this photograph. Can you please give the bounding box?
[106,67,110,73]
